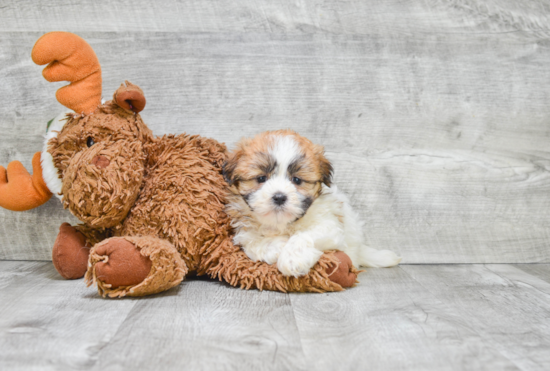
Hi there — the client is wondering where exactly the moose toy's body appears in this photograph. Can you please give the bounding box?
[0,32,356,297]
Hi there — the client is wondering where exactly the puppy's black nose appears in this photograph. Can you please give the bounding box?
[272,193,287,206]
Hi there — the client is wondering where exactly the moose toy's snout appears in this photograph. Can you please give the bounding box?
[92,155,110,169]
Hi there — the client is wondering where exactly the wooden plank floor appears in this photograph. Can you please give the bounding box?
[1,262,549,370]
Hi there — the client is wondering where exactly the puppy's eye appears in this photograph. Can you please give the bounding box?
[292,177,302,185]
[86,137,95,147]
[257,176,267,183]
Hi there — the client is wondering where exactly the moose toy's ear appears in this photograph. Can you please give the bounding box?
[114,81,146,113]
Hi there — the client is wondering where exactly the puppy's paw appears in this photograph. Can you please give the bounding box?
[277,235,323,277]
[262,236,288,264]
[241,236,288,264]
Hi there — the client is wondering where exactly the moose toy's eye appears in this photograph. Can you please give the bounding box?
[292,177,302,185]
[257,175,267,183]
[86,137,95,147]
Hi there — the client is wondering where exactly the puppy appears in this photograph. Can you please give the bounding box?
[223,130,401,277]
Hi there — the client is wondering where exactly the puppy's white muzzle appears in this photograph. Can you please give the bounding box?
[248,177,305,227]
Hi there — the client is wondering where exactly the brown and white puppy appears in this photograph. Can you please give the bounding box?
[224,130,401,277]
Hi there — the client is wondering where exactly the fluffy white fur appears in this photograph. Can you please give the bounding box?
[41,111,71,200]
[228,134,401,277]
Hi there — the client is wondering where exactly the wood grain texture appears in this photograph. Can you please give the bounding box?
[514,264,550,284]
[2,261,550,370]
[402,264,550,371]
[1,0,549,36]
[290,266,521,371]
[89,280,306,371]
[0,261,138,370]
[0,1,549,262]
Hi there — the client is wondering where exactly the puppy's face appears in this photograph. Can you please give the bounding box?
[224,130,333,228]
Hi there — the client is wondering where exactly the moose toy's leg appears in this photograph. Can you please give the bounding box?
[86,236,187,298]
[326,251,359,288]
[205,236,359,293]
[52,223,107,279]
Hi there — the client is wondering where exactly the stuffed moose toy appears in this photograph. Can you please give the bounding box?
[0,32,357,297]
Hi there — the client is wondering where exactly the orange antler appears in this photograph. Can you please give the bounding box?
[0,152,52,211]
[32,32,102,114]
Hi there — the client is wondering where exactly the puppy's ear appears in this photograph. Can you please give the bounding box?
[315,145,333,187]
[224,138,253,185]
[223,149,242,186]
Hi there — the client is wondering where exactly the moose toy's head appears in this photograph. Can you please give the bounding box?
[0,32,153,227]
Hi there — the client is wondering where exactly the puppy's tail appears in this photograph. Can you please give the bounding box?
[359,246,401,268]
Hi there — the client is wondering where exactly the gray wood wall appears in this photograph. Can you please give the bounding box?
[0,0,549,263]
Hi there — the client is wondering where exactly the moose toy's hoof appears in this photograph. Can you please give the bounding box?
[326,251,358,288]
[92,238,152,288]
[52,223,90,279]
